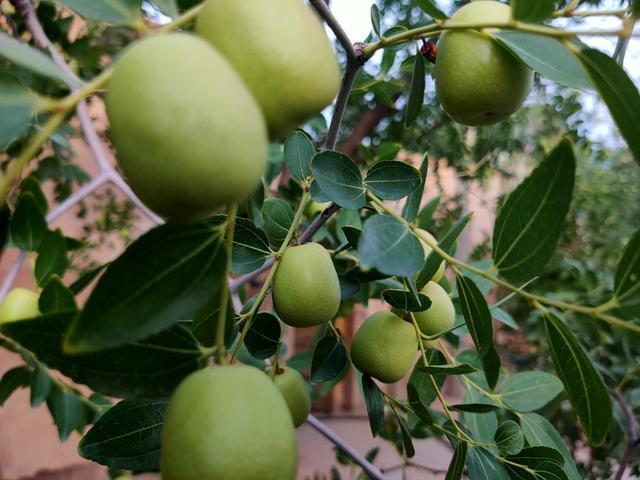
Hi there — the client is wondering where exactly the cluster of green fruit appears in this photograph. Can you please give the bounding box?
[105,0,341,220]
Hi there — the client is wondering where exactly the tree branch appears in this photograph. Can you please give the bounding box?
[308,0,359,62]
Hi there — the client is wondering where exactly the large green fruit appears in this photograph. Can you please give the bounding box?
[414,281,455,349]
[267,366,311,427]
[433,1,533,126]
[196,0,341,139]
[106,33,268,220]
[417,229,445,283]
[350,311,417,384]
[161,366,297,480]
[0,288,40,324]
[273,243,341,328]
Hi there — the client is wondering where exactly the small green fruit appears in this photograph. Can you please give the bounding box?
[106,33,268,220]
[417,229,445,283]
[273,243,341,328]
[414,281,455,349]
[0,288,40,324]
[196,0,341,139]
[350,311,418,384]
[161,366,297,480]
[434,1,533,126]
[267,366,311,427]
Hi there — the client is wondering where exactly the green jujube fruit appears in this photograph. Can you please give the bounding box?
[0,288,40,324]
[106,33,268,220]
[434,1,533,126]
[196,0,341,139]
[268,366,312,427]
[350,311,418,384]
[414,281,455,348]
[161,366,297,480]
[272,243,341,328]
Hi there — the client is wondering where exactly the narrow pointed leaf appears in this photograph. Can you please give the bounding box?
[456,275,494,357]
[614,227,640,316]
[510,0,555,22]
[402,155,428,222]
[405,54,426,126]
[445,441,468,480]
[362,375,384,436]
[0,75,37,148]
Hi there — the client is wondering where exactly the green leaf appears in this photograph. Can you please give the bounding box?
[402,154,428,223]
[382,289,431,312]
[406,383,433,423]
[284,130,315,182]
[493,139,576,284]
[79,399,167,471]
[415,0,448,19]
[262,198,294,246]
[310,336,348,384]
[456,275,494,358]
[614,227,640,316]
[46,383,91,441]
[0,32,70,84]
[39,275,77,314]
[391,406,415,458]
[66,220,227,353]
[364,161,422,200]
[463,389,498,446]
[445,441,468,480]
[311,151,366,209]
[500,371,564,412]
[191,294,236,349]
[362,375,384,436]
[493,32,592,91]
[416,214,471,288]
[510,0,555,22]
[359,215,424,277]
[370,4,381,37]
[481,347,502,392]
[543,312,612,445]
[2,313,204,399]
[451,403,500,413]
[10,192,48,251]
[0,204,10,255]
[576,47,640,168]
[408,349,446,407]
[419,363,478,375]
[415,195,440,230]
[0,366,31,406]
[505,446,568,480]
[232,217,271,274]
[520,413,581,480]
[467,447,509,480]
[68,263,109,295]
[405,54,426,126]
[0,75,36,148]
[20,176,47,214]
[30,366,52,407]
[48,0,143,26]
[495,420,524,456]
[245,312,281,360]
[35,229,69,286]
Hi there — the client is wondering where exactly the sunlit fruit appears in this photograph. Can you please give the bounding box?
[433,0,533,126]
[106,33,268,220]
[350,311,418,383]
[196,0,341,139]
[273,243,341,328]
[161,366,297,480]
[417,229,446,283]
[414,281,455,348]
[0,288,40,324]
[267,366,312,427]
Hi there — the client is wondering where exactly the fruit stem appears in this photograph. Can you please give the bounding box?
[367,191,640,334]
[230,188,311,363]
[215,203,238,364]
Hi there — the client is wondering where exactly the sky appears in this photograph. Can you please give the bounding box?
[326,0,640,144]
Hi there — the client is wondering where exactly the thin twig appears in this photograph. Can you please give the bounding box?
[308,0,359,62]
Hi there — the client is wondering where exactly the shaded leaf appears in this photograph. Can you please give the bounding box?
[500,371,564,412]
[408,349,446,407]
[391,406,415,458]
[30,366,52,407]
[495,420,524,456]
[311,336,348,384]
[543,312,612,445]
[382,289,431,312]
[311,151,366,209]
[10,192,48,251]
[505,446,568,480]
[262,198,294,246]
[614,227,640,316]
[419,363,478,375]
[284,130,315,182]
[0,32,70,84]
[405,53,426,126]
[402,154,428,222]
[39,276,77,314]
[79,399,167,471]
[456,274,494,358]
[451,403,500,413]
[362,375,384,436]
[0,75,36,148]
[245,312,281,360]
[68,263,108,295]
[0,366,30,406]
[46,382,90,441]
[35,229,69,286]
[232,217,271,274]
[364,161,421,200]
[445,441,468,480]
[510,0,555,22]
[467,447,509,480]
[66,220,227,353]
[493,139,576,284]
[359,214,424,277]
[407,383,433,423]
